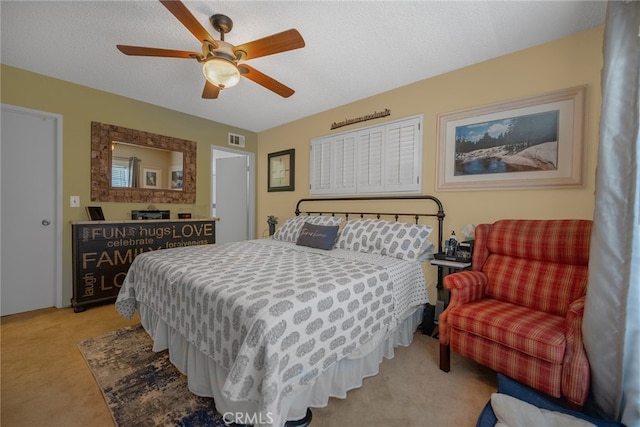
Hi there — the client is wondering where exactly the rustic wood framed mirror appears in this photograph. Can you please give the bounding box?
[91,122,196,203]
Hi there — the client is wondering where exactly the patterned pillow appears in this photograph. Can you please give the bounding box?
[335,219,433,261]
[296,223,339,250]
[272,215,343,243]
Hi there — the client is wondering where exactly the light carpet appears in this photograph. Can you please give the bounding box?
[78,324,497,426]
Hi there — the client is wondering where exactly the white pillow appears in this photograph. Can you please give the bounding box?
[491,393,596,427]
[272,215,342,243]
[335,219,433,261]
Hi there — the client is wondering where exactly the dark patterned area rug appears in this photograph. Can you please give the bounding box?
[77,324,229,427]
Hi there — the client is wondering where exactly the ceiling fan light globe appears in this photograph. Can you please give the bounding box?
[202,58,240,89]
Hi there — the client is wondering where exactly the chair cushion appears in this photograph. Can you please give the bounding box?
[448,299,566,364]
[478,220,591,316]
[486,220,591,265]
[483,255,588,316]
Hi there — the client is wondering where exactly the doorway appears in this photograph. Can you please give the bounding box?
[211,147,255,243]
[1,104,63,315]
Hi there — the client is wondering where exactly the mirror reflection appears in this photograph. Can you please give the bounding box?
[91,121,196,204]
[111,142,183,191]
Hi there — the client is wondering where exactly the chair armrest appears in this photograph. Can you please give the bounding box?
[439,271,488,344]
[567,295,585,320]
[562,295,590,406]
[444,270,488,304]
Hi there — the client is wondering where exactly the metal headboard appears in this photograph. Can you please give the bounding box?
[294,196,445,253]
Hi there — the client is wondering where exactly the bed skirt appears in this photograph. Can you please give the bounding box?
[138,303,424,427]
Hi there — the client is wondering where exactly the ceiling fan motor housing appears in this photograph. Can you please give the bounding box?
[210,14,233,39]
[204,40,238,62]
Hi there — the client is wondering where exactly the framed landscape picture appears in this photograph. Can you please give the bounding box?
[436,86,586,191]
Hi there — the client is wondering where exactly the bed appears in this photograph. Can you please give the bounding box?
[116,196,445,427]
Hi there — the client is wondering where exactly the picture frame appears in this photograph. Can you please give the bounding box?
[142,167,161,189]
[170,166,183,190]
[85,206,105,221]
[436,86,586,191]
[268,149,295,192]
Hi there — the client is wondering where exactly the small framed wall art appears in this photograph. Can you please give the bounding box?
[142,167,161,189]
[268,149,295,192]
[170,166,183,190]
[86,206,105,221]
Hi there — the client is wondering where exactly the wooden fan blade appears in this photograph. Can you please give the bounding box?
[234,29,305,60]
[117,45,201,59]
[239,64,294,98]
[159,0,218,48]
[202,81,220,99]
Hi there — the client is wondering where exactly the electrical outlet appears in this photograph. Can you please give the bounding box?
[70,195,80,207]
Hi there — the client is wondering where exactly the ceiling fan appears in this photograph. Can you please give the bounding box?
[116,0,305,99]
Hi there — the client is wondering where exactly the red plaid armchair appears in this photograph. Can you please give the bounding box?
[438,219,592,406]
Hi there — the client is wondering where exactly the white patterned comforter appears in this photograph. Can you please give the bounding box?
[115,239,428,419]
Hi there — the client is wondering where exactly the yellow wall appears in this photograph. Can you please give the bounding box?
[0,25,604,307]
[1,64,257,305]
[257,27,604,300]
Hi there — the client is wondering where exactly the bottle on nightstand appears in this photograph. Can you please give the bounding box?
[445,230,458,257]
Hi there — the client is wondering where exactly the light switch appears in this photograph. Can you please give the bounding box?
[70,195,80,207]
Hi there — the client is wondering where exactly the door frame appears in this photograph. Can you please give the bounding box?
[211,146,256,240]
[1,103,64,308]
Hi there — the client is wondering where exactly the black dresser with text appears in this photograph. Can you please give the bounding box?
[71,218,216,312]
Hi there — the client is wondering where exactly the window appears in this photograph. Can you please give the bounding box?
[111,158,130,188]
[310,115,422,195]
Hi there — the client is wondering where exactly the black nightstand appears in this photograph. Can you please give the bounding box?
[421,258,471,337]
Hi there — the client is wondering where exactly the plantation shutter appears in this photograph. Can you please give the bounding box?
[357,127,384,193]
[333,134,357,193]
[310,137,332,194]
[309,115,422,195]
[384,117,421,192]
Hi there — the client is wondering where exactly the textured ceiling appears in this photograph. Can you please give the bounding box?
[1,1,606,133]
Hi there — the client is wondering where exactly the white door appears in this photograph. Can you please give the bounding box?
[1,105,62,316]
[216,156,249,243]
